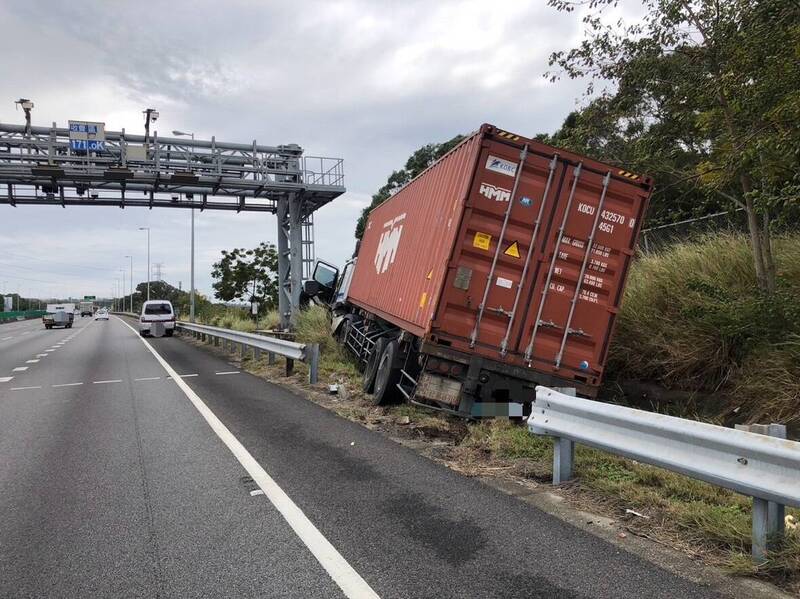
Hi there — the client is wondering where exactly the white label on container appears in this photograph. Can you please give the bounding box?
[496,276,513,289]
[485,155,518,178]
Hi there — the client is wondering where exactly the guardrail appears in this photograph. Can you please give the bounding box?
[176,321,319,384]
[528,386,800,561]
[112,313,320,384]
[0,309,46,322]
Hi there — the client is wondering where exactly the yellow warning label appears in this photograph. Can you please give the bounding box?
[426,270,432,280]
[419,292,428,308]
[504,241,521,258]
[473,232,491,251]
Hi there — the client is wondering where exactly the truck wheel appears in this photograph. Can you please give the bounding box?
[165,329,174,337]
[336,318,351,344]
[372,339,402,405]
[362,337,387,393]
[66,324,72,329]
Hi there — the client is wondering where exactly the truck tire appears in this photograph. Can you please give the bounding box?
[336,317,351,345]
[165,329,174,337]
[372,339,402,405]
[362,337,387,393]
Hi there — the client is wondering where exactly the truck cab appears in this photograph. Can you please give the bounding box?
[304,258,359,338]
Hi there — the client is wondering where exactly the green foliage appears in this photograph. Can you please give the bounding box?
[608,233,800,423]
[354,134,466,239]
[211,242,278,311]
[546,0,800,291]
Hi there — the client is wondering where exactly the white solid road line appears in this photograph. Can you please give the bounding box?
[10,386,42,391]
[115,316,380,599]
[12,367,28,372]
[0,376,13,383]
[93,379,123,384]
[52,382,83,388]
[215,371,240,375]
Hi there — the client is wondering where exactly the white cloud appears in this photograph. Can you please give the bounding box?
[0,0,598,300]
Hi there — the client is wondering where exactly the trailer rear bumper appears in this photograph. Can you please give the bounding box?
[417,341,594,417]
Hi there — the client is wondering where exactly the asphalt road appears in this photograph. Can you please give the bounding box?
[0,315,724,598]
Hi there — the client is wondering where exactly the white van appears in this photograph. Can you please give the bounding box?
[139,300,176,337]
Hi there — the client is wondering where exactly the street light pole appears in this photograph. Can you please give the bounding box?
[139,227,150,302]
[173,130,197,322]
[120,270,126,312]
[125,255,133,312]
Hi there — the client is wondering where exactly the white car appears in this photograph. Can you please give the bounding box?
[95,309,109,321]
[139,300,176,337]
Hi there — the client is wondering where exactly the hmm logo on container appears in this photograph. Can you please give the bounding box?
[485,155,517,178]
[374,213,406,274]
[479,182,511,202]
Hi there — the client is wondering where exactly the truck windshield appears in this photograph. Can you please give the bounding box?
[145,304,172,315]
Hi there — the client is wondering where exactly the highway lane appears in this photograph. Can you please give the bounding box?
[0,315,91,385]
[0,315,341,598]
[0,314,728,598]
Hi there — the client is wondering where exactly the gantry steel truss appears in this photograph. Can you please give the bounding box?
[0,122,346,328]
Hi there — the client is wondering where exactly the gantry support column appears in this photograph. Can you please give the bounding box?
[277,196,292,330]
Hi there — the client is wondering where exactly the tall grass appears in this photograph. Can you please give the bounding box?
[608,233,800,424]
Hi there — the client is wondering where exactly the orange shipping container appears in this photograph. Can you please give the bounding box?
[347,124,652,397]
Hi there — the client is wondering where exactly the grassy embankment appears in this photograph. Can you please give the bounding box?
[204,234,800,588]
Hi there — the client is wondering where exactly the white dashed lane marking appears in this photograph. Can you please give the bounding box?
[36,354,47,358]
[12,367,28,372]
[1,336,12,341]
[134,377,161,382]
[215,371,240,376]
[26,359,40,363]
[10,386,41,391]
[93,379,122,385]
[0,376,13,383]
[52,382,83,388]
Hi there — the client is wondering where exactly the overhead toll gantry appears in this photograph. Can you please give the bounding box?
[0,121,346,328]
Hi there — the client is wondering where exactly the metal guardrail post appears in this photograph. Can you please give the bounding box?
[286,358,294,377]
[254,347,261,361]
[308,343,319,385]
[736,422,787,560]
[268,352,276,365]
[553,438,574,484]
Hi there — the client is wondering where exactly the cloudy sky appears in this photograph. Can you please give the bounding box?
[0,0,627,302]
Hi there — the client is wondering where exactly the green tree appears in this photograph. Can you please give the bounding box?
[547,0,800,292]
[355,134,466,239]
[211,242,279,311]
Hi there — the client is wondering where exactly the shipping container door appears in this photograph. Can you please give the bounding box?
[516,164,648,383]
[434,141,565,353]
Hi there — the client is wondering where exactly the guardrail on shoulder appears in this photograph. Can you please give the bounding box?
[112,313,320,384]
[528,386,800,562]
[176,321,320,384]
